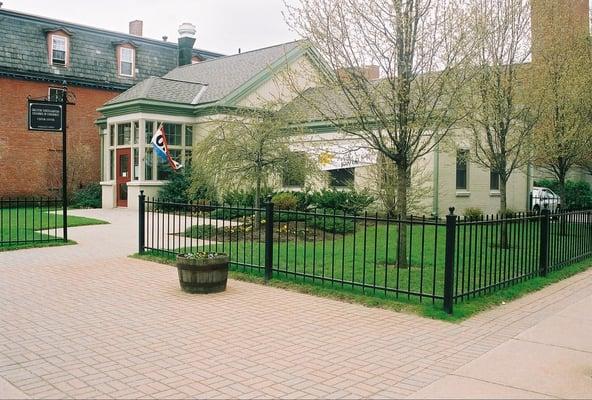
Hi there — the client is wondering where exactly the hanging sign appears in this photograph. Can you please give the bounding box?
[28,100,62,132]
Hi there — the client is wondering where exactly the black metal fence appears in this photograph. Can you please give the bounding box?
[0,197,66,247]
[139,192,592,313]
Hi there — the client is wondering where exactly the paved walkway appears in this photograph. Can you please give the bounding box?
[0,209,591,399]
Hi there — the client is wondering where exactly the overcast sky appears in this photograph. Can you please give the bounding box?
[3,0,301,55]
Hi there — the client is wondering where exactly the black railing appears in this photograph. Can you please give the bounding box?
[139,192,592,313]
[0,197,66,247]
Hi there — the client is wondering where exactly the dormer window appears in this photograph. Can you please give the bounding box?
[119,47,135,77]
[50,34,68,66]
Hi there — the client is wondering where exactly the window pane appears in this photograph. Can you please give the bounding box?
[184,150,192,168]
[456,150,468,190]
[109,150,114,180]
[185,125,193,147]
[133,121,139,145]
[157,157,171,181]
[145,147,153,180]
[164,123,182,146]
[49,88,65,102]
[51,37,66,65]
[157,149,182,180]
[109,125,115,146]
[52,36,66,51]
[133,148,139,180]
[329,168,354,188]
[490,170,500,191]
[145,121,154,144]
[121,62,133,76]
[117,123,131,145]
[121,47,134,62]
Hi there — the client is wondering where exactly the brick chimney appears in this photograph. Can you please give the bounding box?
[129,20,143,36]
[531,0,589,62]
[178,23,197,66]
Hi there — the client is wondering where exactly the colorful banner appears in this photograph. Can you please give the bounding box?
[150,125,182,171]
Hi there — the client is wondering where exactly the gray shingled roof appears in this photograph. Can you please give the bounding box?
[280,85,358,122]
[0,8,223,90]
[163,41,304,104]
[106,77,206,105]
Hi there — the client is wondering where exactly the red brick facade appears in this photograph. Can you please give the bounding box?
[0,77,119,197]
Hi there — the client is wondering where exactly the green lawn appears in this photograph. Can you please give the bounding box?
[0,207,108,251]
[155,217,592,301]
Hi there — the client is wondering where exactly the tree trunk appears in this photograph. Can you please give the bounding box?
[396,163,408,268]
[558,173,567,236]
[254,173,262,230]
[499,176,509,248]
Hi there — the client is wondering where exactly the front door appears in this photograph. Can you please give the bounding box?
[116,148,131,207]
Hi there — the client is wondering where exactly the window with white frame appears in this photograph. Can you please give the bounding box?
[119,47,134,77]
[51,35,67,66]
[48,87,65,102]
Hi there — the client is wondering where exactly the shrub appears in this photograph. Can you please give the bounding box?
[502,208,518,218]
[209,208,253,220]
[292,190,314,211]
[273,210,308,222]
[534,179,592,210]
[307,211,356,233]
[71,183,101,208]
[271,192,298,210]
[157,169,191,203]
[184,225,225,239]
[463,207,483,221]
[221,188,273,206]
[310,189,375,215]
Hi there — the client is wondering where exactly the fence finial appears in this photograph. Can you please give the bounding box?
[448,207,455,215]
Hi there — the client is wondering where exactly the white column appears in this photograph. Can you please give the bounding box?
[138,118,145,181]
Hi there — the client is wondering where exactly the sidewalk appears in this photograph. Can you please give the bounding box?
[412,285,592,399]
[0,208,590,399]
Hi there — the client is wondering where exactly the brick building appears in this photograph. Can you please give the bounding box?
[0,7,221,197]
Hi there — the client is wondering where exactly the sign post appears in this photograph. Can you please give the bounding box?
[27,82,73,242]
[61,86,68,241]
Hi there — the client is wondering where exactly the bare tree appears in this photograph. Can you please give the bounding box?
[461,0,537,247]
[286,0,472,265]
[530,1,592,207]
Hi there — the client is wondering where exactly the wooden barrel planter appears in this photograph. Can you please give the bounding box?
[175,253,229,294]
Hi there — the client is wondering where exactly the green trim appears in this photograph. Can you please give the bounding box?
[95,117,107,127]
[222,44,307,106]
[222,43,333,107]
[98,99,196,117]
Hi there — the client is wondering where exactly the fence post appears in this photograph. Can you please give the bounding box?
[539,207,550,277]
[264,198,274,282]
[443,207,456,314]
[139,190,146,254]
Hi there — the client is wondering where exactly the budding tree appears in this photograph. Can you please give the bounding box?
[194,104,314,227]
[530,0,592,206]
[286,0,472,265]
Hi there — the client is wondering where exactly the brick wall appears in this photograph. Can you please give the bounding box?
[0,77,119,197]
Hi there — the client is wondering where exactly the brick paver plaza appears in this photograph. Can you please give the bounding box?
[1,209,591,399]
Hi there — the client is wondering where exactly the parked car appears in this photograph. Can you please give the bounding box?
[531,187,561,213]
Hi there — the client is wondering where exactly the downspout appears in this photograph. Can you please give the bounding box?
[433,142,440,218]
